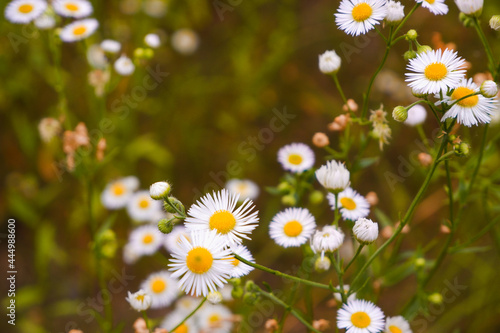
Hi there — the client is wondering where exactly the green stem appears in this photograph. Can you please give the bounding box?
[332,73,348,105]
[333,192,340,226]
[233,254,336,291]
[142,311,151,333]
[344,244,364,272]
[164,197,186,218]
[472,17,496,74]
[170,298,206,331]
[393,3,420,37]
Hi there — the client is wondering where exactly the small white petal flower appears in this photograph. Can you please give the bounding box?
[315,256,331,271]
[480,80,498,98]
[229,244,255,278]
[53,0,93,18]
[164,225,190,253]
[269,207,316,248]
[335,0,388,36]
[328,188,370,221]
[226,179,260,201]
[198,304,234,333]
[161,309,199,332]
[185,189,259,245]
[385,316,413,333]
[207,291,223,304]
[169,230,233,297]
[337,299,385,333]
[101,176,139,209]
[310,225,344,254]
[385,1,405,23]
[144,33,161,48]
[406,49,466,95]
[334,284,357,303]
[127,190,163,223]
[455,0,483,16]
[114,55,135,76]
[171,28,199,55]
[278,143,315,173]
[150,181,171,200]
[100,39,121,53]
[140,271,179,309]
[490,15,500,31]
[123,243,141,265]
[87,44,108,68]
[5,0,47,24]
[126,289,152,311]
[34,12,56,29]
[128,225,163,256]
[440,78,497,127]
[319,50,341,74]
[60,18,99,42]
[404,104,427,126]
[353,218,379,244]
[416,0,448,15]
[316,160,350,192]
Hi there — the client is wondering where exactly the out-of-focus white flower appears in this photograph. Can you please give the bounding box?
[198,304,234,333]
[38,118,61,142]
[455,0,483,16]
[319,50,341,74]
[334,284,357,303]
[101,39,121,53]
[114,55,135,76]
[385,1,404,23]
[126,290,152,311]
[140,271,179,309]
[207,291,223,304]
[5,0,47,24]
[34,12,56,29]
[127,190,163,222]
[87,44,108,69]
[60,18,99,42]
[101,176,139,209]
[404,104,427,126]
[415,0,448,15]
[384,316,412,333]
[316,160,350,192]
[128,225,164,256]
[144,33,161,48]
[53,0,93,18]
[490,15,500,31]
[171,28,199,55]
[226,179,260,201]
[229,244,255,278]
[143,0,168,18]
[352,218,379,244]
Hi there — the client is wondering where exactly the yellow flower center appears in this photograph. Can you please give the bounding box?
[451,87,479,107]
[209,314,221,323]
[142,234,154,244]
[425,0,435,4]
[224,256,240,266]
[151,279,166,293]
[283,220,303,237]
[138,198,150,209]
[351,311,371,328]
[209,210,236,234]
[288,154,303,165]
[112,183,125,196]
[173,323,188,333]
[135,294,144,302]
[389,325,403,333]
[19,4,34,13]
[73,26,87,36]
[352,3,373,22]
[65,3,80,11]
[424,62,448,81]
[340,197,357,210]
[186,247,213,274]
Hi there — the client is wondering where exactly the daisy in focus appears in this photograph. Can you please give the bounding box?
[316,160,350,192]
[277,143,315,173]
[60,18,99,42]
[337,299,385,333]
[185,189,259,245]
[406,49,466,95]
[229,244,255,278]
[310,225,344,255]
[335,0,388,36]
[128,225,163,256]
[385,316,412,333]
[416,0,449,16]
[169,230,233,297]
[101,176,139,209]
[439,77,496,127]
[198,304,234,333]
[226,179,260,201]
[328,188,370,221]
[269,207,316,247]
[5,0,47,24]
[53,0,93,18]
[127,190,163,223]
[140,271,179,309]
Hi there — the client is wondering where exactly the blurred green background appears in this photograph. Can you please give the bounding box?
[1,0,500,332]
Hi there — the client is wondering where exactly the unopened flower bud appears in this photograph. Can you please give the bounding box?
[150,181,171,200]
[207,291,223,304]
[315,256,331,272]
[412,88,428,98]
[365,191,379,206]
[318,50,341,74]
[440,224,451,234]
[404,50,417,61]
[342,99,359,112]
[277,182,292,193]
[309,190,324,205]
[313,319,331,331]
[405,29,418,41]
[456,0,483,17]
[163,197,185,214]
[265,319,279,332]
[454,142,470,156]
[281,194,297,206]
[243,292,258,305]
[231,286,244,299]
[415,257,426,268]
[490,15,500,31]
[480,80,498,97]
[353,218,379,244]
[158,218,174,234]
[418,153,432,167]
[428,293,443,304]
[459,12,474,27]
[392,106,408,122]
[417,45,432,54]
[312,132,330,148]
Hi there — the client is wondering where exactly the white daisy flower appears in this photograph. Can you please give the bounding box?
[310,225,344,254]
[100,39,121,53]
[316,160,350,192]
[53,0,93,18]
[87,44,108,68]
[60,18,99,42]
[175,296,203,314]
[353,218,379,244]
[144,33,161,48]
[328,188,370,221]
[171,28,199,55]
[385,1,405,23]
[416,0,448,15]
[277,143,315,173]
[385,316,412,333]
[335,0,388,36]
[114,54,135,76]
[319,50,341,74]
[101,176,139,209]
[34,12,56,29]
[123,243,141,265]
[207,291,223,304]
[455,0,483,16]
[161,309,200,333]
[127,190,163,223]
[140,270,179,309]
[480,80,498,98]
[440,78,497,127]
[406,48,466,95]
[229,244,255,278]
[126,289,152,312]
[169,230,233,297]
[129,225,163,256]
[5,0,47,24]
[404,104,427,126]
[150,181,171,200]
[164,225,191,253]
[334,284,357,303]
[337,299,385,333]
[198,304,233,333]
[225,179,260,201]
[269,207,317,248]
[185,189,259,245]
